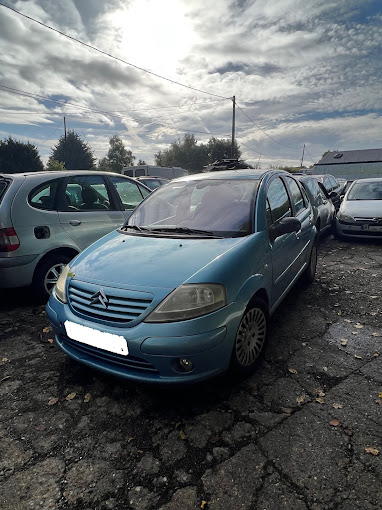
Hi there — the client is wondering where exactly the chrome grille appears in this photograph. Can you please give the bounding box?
[354,217,382,224]
[68,280,153,323]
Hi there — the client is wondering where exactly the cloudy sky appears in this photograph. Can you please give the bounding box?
[0,0,381,169]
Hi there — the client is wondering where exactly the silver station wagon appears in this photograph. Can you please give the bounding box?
[0,170,150,301]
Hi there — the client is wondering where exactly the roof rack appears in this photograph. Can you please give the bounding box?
[203,158,253,172]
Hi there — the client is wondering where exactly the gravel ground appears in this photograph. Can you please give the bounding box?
[0,234,381,510]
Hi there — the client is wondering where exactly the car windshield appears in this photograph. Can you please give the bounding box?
[347,182,382,201]
[126,179,258,237]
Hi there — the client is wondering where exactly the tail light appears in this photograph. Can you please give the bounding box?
[0,227,20,252]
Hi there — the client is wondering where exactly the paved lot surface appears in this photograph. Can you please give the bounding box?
[0,235,381,510]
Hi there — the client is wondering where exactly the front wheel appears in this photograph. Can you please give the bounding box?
[32,253,71,302]
[231,298,268,375]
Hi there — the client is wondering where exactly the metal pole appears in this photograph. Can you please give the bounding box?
[300,143,305,168]
[231,96,235,158]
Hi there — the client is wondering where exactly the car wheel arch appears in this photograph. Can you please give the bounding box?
[233,274,270,310]
[34,247,79,271]
[31,247,79,302]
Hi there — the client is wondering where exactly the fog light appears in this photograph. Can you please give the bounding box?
[178,358,194,372]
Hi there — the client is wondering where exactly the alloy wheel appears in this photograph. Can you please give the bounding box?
[235,307,267,367]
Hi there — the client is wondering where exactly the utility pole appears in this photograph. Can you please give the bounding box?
[64,117,67,168]
[300,143,305,169]
[231,95,235,158]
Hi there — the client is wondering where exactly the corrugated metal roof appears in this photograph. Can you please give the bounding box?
[316,148,382,165]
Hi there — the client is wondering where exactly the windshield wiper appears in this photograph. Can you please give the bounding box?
[149,226,219,237]
[121,225,149,232]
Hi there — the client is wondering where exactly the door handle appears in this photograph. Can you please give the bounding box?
[69,220,81,226]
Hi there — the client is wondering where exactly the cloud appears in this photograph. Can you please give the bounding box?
[0,0,381,167]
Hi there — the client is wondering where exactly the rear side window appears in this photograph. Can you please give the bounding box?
[0,180,10,203]
[63,175,112,211]
[323,176,332,193]
[109,176,150,210]
[284,176,306,214]
[267,177,292,225]
[305,179,318,198]
[29,179,60,210]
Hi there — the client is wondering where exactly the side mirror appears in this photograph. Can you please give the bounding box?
[269,217,301,243]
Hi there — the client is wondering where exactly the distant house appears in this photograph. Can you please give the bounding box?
[312,148,382,180]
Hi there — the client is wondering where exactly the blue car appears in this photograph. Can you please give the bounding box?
[46,169,318,384]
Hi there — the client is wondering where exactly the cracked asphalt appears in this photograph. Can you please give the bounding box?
[0,235,381,510]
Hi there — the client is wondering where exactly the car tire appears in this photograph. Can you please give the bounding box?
[301,241,317,284]
[32,253,71,303]
[231,298,268,376]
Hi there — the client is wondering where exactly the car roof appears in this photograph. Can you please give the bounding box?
[352,178,382,183]
[313,174,335,179]
[0,170,125,179]
[136,176,169,180]
[174,168,288,183]
[294,174,316,181]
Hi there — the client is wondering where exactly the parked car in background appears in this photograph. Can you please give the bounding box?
[315,174,343,210]
[335,178,382,239]
[122,165,188,179]
[134,176,170,191]
[0,171,150,301]
[336,178,348,194]
[47,169,318,384]
[295,175,336,236]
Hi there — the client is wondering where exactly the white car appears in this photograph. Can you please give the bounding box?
[335,178,382,239]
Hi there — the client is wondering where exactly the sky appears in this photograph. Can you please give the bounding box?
[0,0,382,169]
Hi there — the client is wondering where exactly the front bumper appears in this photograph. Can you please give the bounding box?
[46,293,245,384]
[336,219,382,239]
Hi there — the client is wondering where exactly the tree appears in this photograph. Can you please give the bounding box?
[154,134,207,174]
[49,130,95,170]
[154,134,242,174]
[104,135,135,173]
[0,136,43,173]
[46,159,65,172]
[137,159,146,165]
[97,157,112,172]
[206,137,241,162]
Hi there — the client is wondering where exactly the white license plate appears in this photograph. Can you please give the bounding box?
[64,321,128,356]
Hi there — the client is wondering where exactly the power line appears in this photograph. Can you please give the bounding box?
[304,146,318,165]
[238,139,281,161]
[0,3,230,101]
[235,101,301,152]
[35,121,63,149]
[0,99,225,115]
[0,85,226,122]
[0,85,231,138]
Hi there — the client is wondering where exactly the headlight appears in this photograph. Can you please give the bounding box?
[144,283,226,323]
[55,265,71,303]
[337,211,355,223]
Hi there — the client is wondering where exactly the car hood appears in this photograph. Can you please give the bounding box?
[70,231,246,289]
[341,200,382,217]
